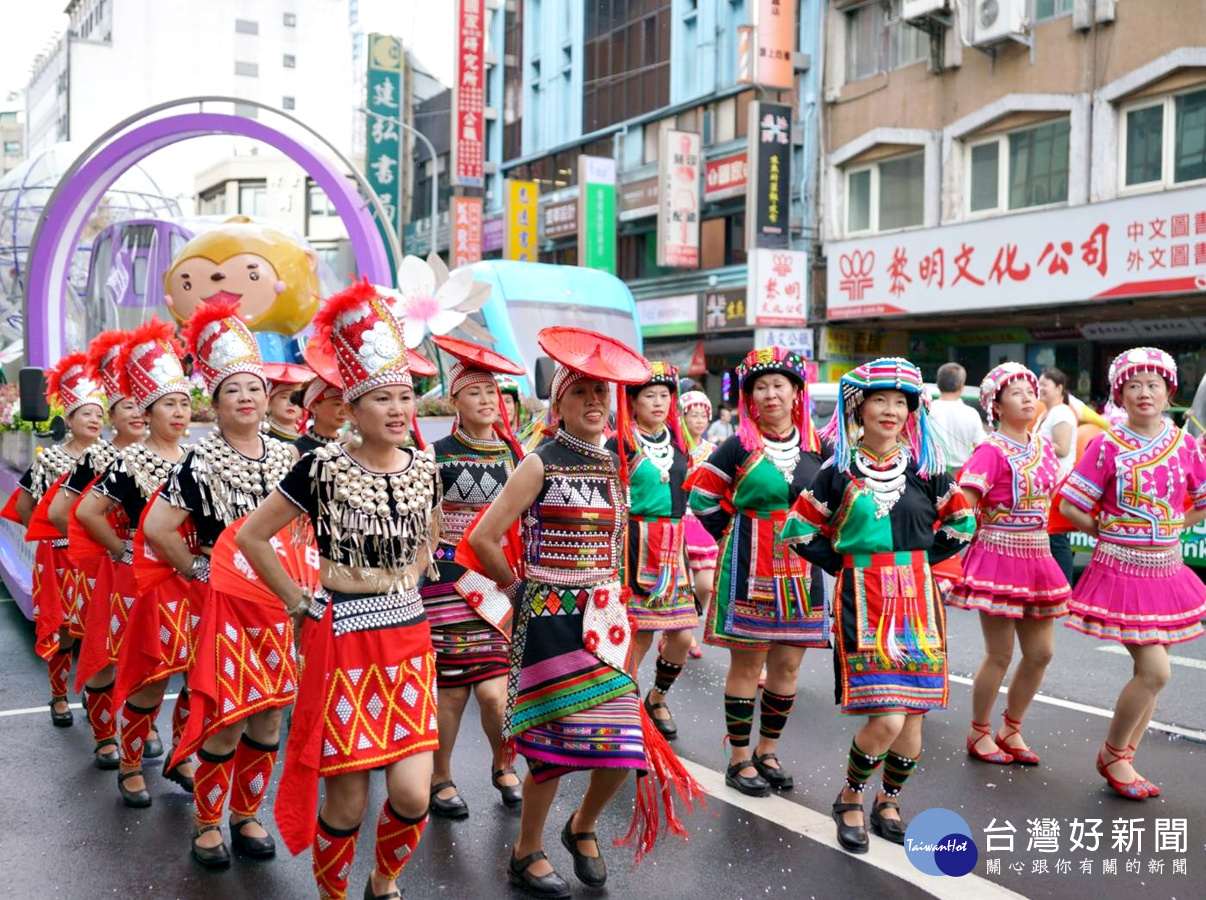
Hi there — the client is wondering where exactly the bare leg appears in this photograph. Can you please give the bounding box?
[473,676,519,786]
[839,714,905,826]
[85,663,117,691]
[432,684,470,799]
[568,768,631,857]
[967,613,1015,755]
[513,772,560,877]
[1106,644,1170,782]
[631,631,654,674]
[322,768,371,830]
[999,618,1055,753]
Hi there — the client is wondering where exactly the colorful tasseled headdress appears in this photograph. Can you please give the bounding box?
[46,352,106,415]
[623,361,686,455]
[734,347,819,454]
[818,356,943,478]
[117,318,190,411]
[1107,346,1177,404]
[979,362,1037,422]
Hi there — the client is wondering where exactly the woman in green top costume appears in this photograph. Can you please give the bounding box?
[687,347,827,799]
[606,362,696,742]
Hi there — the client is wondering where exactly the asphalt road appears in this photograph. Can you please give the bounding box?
[0,590,1202,900]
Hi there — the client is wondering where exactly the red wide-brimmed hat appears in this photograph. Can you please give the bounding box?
[264,362,314,386]
[433,334,524,395]
[538,327,651,396]
[407,349,438,378]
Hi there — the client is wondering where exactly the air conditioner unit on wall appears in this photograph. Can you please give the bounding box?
[902,0,950,21]
[972,0,1028,45]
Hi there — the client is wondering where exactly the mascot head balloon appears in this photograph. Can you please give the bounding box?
[163,216,320,336]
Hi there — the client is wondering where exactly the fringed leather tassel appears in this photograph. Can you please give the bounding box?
[616,701,707,864]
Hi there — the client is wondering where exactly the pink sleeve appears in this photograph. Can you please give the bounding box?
[1061,433,1111,512]
[958,441,1000,497]
[1189,437,1206,511]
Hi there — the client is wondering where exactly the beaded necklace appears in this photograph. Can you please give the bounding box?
[853,444,909,518]
[636,426,674,483]
[761,428,801,484]
[120,442,182,498]
[30,444,82,500]
[177,430,294,525]
[555,427,611,462]
[302,427,336,447]
[453,424,507,453]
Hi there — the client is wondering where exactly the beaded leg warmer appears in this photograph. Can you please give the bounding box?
[85,681,118,746]
[228,734,279,818]
[758,689,795,741]
[313,816,360,900]
[194,746,236,826]
[724,695,756,748]
[171,688,190,750]
[374,801,428,881]
[48,649,72,699]
[653,655,684,695]
[882,750,920,797]
[119,700,160,768]
[846,739,887,793]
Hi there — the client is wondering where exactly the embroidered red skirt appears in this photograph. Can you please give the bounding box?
[74,557,138,691]
[275,588,438,857]
[32,540,75,660]
[171,579,298,763]
[114,566,192,705]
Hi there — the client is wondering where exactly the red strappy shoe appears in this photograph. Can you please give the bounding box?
[967,721,1013,764]
[996,711,1040,766]
[1096,742,1148,800]
[1127,744,1160,797]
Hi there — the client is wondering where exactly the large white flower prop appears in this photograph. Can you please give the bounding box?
[392,253,492,349]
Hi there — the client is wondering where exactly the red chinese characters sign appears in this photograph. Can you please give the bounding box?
[452,196,483,269]
[826,188,1206,320]
[705,152,748,202]
[452,0,485,187]
[748,248,808,326]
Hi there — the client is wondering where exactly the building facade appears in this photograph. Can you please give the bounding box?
[820,0,1206,400]
[0,95,22,178]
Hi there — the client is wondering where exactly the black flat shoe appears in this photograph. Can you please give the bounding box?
[49,697,73,728]
[644,692,678,740]
[832,791,869,854]
[724,759,771,797]
[163,757,195,793]
[191,824,231,870]
[117,770,152,809]
[508,849,571,899]
[869,797,908,844]
[752,751,794,791]
[429,781,469,819]
[491,766,523,808]
[230,816,276,859]
[94,739,120,770]
[363,876,402,899]
[561,813,607,888]
[143,732,164,759]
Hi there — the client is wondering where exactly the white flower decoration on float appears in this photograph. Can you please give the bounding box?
[392,253,493,349]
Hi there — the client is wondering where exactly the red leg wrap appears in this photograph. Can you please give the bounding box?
[85,681,117,745]
[118,700,160,768]
[313,816,360,900]
[228,733,279,818]
[48,649,72,699]
[373,801,428,881]
[193,746,236,826]
[171,688,190,750]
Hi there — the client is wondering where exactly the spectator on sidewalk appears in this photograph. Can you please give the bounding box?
[929,363,986,472]
[705,403,735,443]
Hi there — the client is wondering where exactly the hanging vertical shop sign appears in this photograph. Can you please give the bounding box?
[657,129,701,268]
[578,156,617,274]
[747,248,808,326]
[746,101,792,250]
[452,0,485,187]
[737,26,754,85]
[754,0,796,89]
[365,33,405,258]
[452,196,483,268]
[504,179,538,261]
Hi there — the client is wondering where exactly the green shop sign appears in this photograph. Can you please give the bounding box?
[1069,524,1206,569]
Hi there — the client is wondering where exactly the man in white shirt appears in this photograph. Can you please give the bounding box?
[928,362,986,471]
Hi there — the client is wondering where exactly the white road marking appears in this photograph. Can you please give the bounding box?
[948,675,1206,742]
[681,759,1026,900]
[0,692,180,718]
[1094,641,1206,670]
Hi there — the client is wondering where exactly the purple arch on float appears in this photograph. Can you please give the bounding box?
[24,112,392,366]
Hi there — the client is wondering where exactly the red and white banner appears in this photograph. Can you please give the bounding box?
[452,0,485,187]
[748,248,808,326]
[657,129,701,269]
[826,186,1206,321]
[705,152,748,202]
[452,196,483,268]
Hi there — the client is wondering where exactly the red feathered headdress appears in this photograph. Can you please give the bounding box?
[46,352,105,415]
[313,278,412,402]
[86,330,131,406]
[183,299,264,395]
[117,318,190,410]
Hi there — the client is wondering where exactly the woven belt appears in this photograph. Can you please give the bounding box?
[975,528,1051,553]
[523,564,621,588]
[1095,541,1181,570]
[310,586,426,636]
[50,538,70,549]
